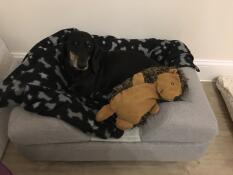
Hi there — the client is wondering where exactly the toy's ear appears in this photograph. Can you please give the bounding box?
[132,73,145,85]
[169,69,178,74]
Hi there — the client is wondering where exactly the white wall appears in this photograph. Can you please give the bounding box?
[0,0,233,60]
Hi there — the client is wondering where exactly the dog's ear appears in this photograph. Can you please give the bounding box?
[91,43,101,73]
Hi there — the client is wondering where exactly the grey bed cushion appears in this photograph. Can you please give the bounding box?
[8,67,218,145]
[141,67,218,143]
[8,107,90,145]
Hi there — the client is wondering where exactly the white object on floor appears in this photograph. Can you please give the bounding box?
[216,75,233,121]
[0,37,13,159]
[91,127,141,142]
[0,38,14,81]
[8,57,22,73]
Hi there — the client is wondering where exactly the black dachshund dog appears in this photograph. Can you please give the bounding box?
[65,31,156,96]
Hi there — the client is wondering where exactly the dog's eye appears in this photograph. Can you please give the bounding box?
[74,41,78,46]
[86,41,91,48]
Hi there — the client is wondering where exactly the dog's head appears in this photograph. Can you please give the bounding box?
[66,31,99,72]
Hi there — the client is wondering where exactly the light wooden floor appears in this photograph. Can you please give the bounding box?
[2,82,233,175]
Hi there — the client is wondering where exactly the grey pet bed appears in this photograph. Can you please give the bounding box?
[0,29,218,161]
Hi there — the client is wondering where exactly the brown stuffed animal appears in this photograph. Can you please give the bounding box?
[96,68,184,130]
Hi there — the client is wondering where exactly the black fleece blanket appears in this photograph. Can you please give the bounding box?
[0,28,199,139]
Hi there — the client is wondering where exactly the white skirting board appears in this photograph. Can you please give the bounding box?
[194,59,233,81]
[11,52,233,82]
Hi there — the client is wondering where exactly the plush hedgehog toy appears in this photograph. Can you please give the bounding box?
[96,67,187,130]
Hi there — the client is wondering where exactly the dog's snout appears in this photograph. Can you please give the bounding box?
[77,63,88,71]
[78,64,87,69]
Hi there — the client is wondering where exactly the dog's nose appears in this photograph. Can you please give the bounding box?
[78,64,87,69]
[77,64,88,71]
